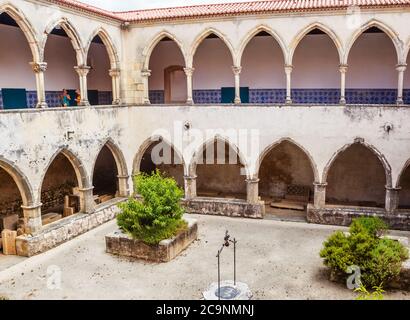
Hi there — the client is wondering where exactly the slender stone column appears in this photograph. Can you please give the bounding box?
[232,66,242,104]
[141,69,151,104]
[396,64,407,105]
[183,67,195,105]
[184,175,197,200]
[78,186,95,213]
[109,68,121,105]
[284,65,293,104]
[246,178,260,204]
[313,182,327,209]
[117,175,130,197]
[385,186,401,213]
[339,64,348,105]
[30,62,48,108]
[21,203,42,235]
[74,65,91,106]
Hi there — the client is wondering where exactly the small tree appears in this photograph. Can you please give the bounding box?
[117,170,186,245]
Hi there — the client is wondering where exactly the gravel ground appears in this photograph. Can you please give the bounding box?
[0,214,409,300]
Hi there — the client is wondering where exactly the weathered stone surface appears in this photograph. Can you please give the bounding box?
[307,204,410,231]
[105,218,198,262]
[183,198,264,219]
[15,198,126,257]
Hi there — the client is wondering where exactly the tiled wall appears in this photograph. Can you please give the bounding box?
[149,89,410,105]
[97,91,113,105]
[193,90,221,104]
[0,91,113,109]
[149,90,164,104]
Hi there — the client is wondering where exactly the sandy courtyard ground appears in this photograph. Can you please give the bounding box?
[0,214,409,300]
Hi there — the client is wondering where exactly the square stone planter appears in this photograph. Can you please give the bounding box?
[105,218,197,262]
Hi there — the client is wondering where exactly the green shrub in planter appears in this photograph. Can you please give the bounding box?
[117,170,187,245]
[320,216,408,289]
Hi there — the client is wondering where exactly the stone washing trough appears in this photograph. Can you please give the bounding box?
[105,218,197,262]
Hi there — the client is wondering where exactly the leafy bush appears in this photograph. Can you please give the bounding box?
[320,216,408,289]
[117,170,186,245]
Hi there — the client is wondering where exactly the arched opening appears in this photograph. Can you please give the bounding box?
[148,36,186,104]
[259,141,314,219]
[347,27,397,104]
[0,166,24,253]
[138,140,184,188]
[241,31,285,103]
[292,28,340,104]
[404,48,410,104]
[195,139,246,199]
[326,144,386,208]
[193,33,234,103]
[43,23,80,107]
[92,145,118,204]
[86,34,112,105]
[40,153,81,225]
[398,163,410,209]
[0,12,36,109]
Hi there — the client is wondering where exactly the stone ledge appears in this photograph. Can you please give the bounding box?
[307,204,410,231]
[105,218,198,262]
[183,197,264,219]
[15,198,127,257]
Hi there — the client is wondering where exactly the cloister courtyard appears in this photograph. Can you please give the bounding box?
[0,214,409,300]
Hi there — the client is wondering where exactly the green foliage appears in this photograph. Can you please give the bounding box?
[117,170,186,245]
[355,284,385,300]
[320,216,409,289]
[350,216,388,238]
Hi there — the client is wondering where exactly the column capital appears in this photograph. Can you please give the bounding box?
[184,175,197,180]
[117,174,130,179]
[183,67,195,76]
[30,62,47,73]
[74,65,91,76]
[232,66,242,75]
[339,64,348,73]
[141,69,151,77]
[246,178,260,184]
[109,68,121,77]
[396,63,407,72]
[284,64,293,74]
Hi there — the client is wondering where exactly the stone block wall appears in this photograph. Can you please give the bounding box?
[16,198,126,257]
[183,197,265,219]
[307,205,410,231]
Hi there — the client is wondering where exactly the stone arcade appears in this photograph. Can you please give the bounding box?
[1,0,410,257]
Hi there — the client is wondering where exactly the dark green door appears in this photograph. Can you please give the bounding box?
[221,87,249,103]
[1,88,27,109]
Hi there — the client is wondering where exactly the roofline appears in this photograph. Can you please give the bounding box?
[48,0,410,24]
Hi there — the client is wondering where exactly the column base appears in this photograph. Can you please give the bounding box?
[397,98,404,105]
[285,98,292,104]
[143,99,151,105]
[36,102,48,109]
[339,98,346,105]
[234,97,241,104]
[78,100,90,106]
